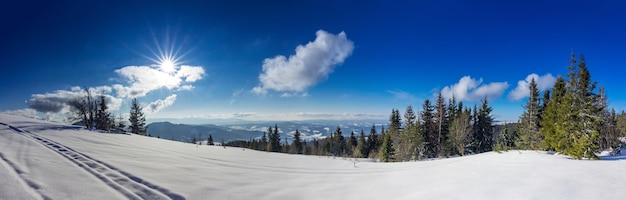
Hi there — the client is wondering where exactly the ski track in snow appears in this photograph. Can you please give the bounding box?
[0,122,185,200]
[0,149,49,200]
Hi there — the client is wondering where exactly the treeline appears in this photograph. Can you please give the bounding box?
[227,94,495,162]
[510,53,625,159]
[230,53,625,161]
[69,89,146,135]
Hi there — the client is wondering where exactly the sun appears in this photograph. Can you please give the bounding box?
[143,31,188,73]
[159,58,176,73]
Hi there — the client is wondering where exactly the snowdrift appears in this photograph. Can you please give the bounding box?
[1,114,624,200]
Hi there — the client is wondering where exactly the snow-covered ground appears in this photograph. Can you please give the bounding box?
[1,113,625,200]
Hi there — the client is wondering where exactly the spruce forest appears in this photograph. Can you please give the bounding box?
[224,53,626,161]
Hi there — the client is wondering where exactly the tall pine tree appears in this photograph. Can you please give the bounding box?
[515,77,541,150]
[421,99,437,158]
[379,132,395,162]
[129,98,146,135]
[434,92,449,157]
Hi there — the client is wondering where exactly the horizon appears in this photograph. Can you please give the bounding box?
[2,0,626,123]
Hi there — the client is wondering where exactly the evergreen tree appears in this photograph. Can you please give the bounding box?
[515,77,541,150]
[95,95,112,130]
[616,111,626,139]
[356,129,367,158]
[268,125,281,152]
[293,129,303,154]
[379,132,395,162]
[367,125,378,158]
[471,104,479,153]
[420,99,437,158]
[208,134,214,145]
[475,97,494,153]
[260,132,268,151]
[563,54,601,159]
[542,54,602,159]
[541,76,568,152]
[331,126,345,156]
[398,104,422,161]
[495,122,512,152]
[434,92,449,157]
[347,130,357,156]
[597,86,620,150]
[128,98,146,135]
[389,109,402,135]
[449,108,472,156]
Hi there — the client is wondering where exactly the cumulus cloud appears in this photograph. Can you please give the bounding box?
[252,30,354,95]
[508,73,557,101]
[114,65,205,98]
[145,94,177,114]
[440,76,509,101]
[26,63,204,115]
[27,87,122,114]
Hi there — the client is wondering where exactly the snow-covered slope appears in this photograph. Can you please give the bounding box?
[1,114,624,200]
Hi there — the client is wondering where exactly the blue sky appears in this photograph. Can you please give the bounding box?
[1,0,625,123]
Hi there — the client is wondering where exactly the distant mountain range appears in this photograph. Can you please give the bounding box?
[146,120,388,143]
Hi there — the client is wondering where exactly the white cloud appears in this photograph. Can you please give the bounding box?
[508,73,557,101]
[280,92,309,98]
[26,62,203,116]
[145,94,177,114]
[230,112,256,118]
[440,76,509,102]
[114,65,205,98]
[26,87,123,114]
[252,30,354,95]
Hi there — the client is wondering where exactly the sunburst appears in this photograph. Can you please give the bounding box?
[142,30,189,74]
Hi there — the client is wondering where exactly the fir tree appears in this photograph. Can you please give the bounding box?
[563,54,600,159]
[331,126,345,156]
[515,77,541,150]
[95,95,112,131]
[597,87,620,150]
[293,129,303,154]
[420,99,437,158]
[434,92,449,157]
[475,97,494,153]
[398,104,422,161]
[208,134,214,145]
[128,98,146,135]
[347,130,357,156]
[495,122,511,152]
[379,132,395,162]
[268,125,281,152]
[367,125,378,158]
[449,108,472,156]
[541,76,568,152]
[260,132,268,151]
[356,129,367,158]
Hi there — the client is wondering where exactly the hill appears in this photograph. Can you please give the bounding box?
[1,113,625,200]
[146,122,263,143]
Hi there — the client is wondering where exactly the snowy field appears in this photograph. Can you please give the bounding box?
[1,113,625,200]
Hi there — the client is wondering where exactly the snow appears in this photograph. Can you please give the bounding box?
[1,113,625,200]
